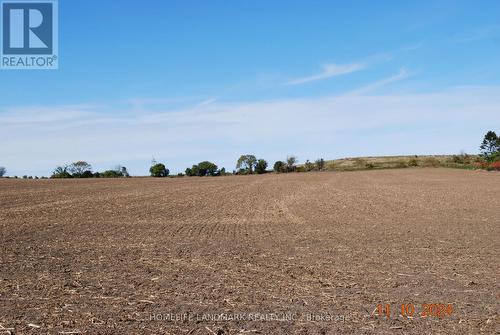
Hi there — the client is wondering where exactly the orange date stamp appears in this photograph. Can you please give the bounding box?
[375,303,453,319]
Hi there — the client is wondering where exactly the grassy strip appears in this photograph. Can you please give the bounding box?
[317,155,483,172]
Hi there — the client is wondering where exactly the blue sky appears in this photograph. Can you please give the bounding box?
[1,0,500,176]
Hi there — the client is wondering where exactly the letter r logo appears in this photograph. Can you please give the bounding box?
[2,2,53,54]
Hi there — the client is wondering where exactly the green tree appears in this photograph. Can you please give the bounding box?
[217,167,226,176]
[480,131,500,162]
[273,161,285,173]
[286,155,297,172]
[51,166,72,178]
[185,167,194,176]
[197,161,218,176]
[150,163,169,177]
[255,159,268,174]
[236,154,257,174]
[68,161,92,177]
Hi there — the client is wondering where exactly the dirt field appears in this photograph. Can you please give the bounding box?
[0,168,498,334]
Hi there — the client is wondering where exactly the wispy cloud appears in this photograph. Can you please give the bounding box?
[286,63,366,85]
[284,44,421,86]
[1,86,499,176]
[196,97,218,107]
[346,68,411,95]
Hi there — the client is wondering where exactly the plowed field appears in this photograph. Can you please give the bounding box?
[1,169,498,334]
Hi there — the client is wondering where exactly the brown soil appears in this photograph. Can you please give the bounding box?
[0,168,498,334]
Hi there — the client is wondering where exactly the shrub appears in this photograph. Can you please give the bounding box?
[150,163,169,177]
[422,157,440,167]
[80,170,94,178]
[408,158,419,167]
[273,161,286,173]
[365,162,375,169]
[315,158,325,171]
[255,159,268,174]
[236,168,249,175]
[395,160,408,169]
[354,158,366,169]
[490,161,500,171]
[98,166,128,178]
[452,155,463,164]
[452,152,471,165]
[0,166,6,177]
[325,161,335,171]
[473,161,489,169]
[473,156,484,163]
[296,166,306,173]
[304,160,315,172]
[100,169,123,178]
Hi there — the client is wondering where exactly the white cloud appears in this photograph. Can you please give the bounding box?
[286,62,366,85]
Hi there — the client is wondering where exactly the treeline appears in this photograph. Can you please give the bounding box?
[147,155,325,178]
[88,130,500,177]
[149,160,226,177]
[273,157,326,173]
[0,131,498,179]
[51,161,129,178]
